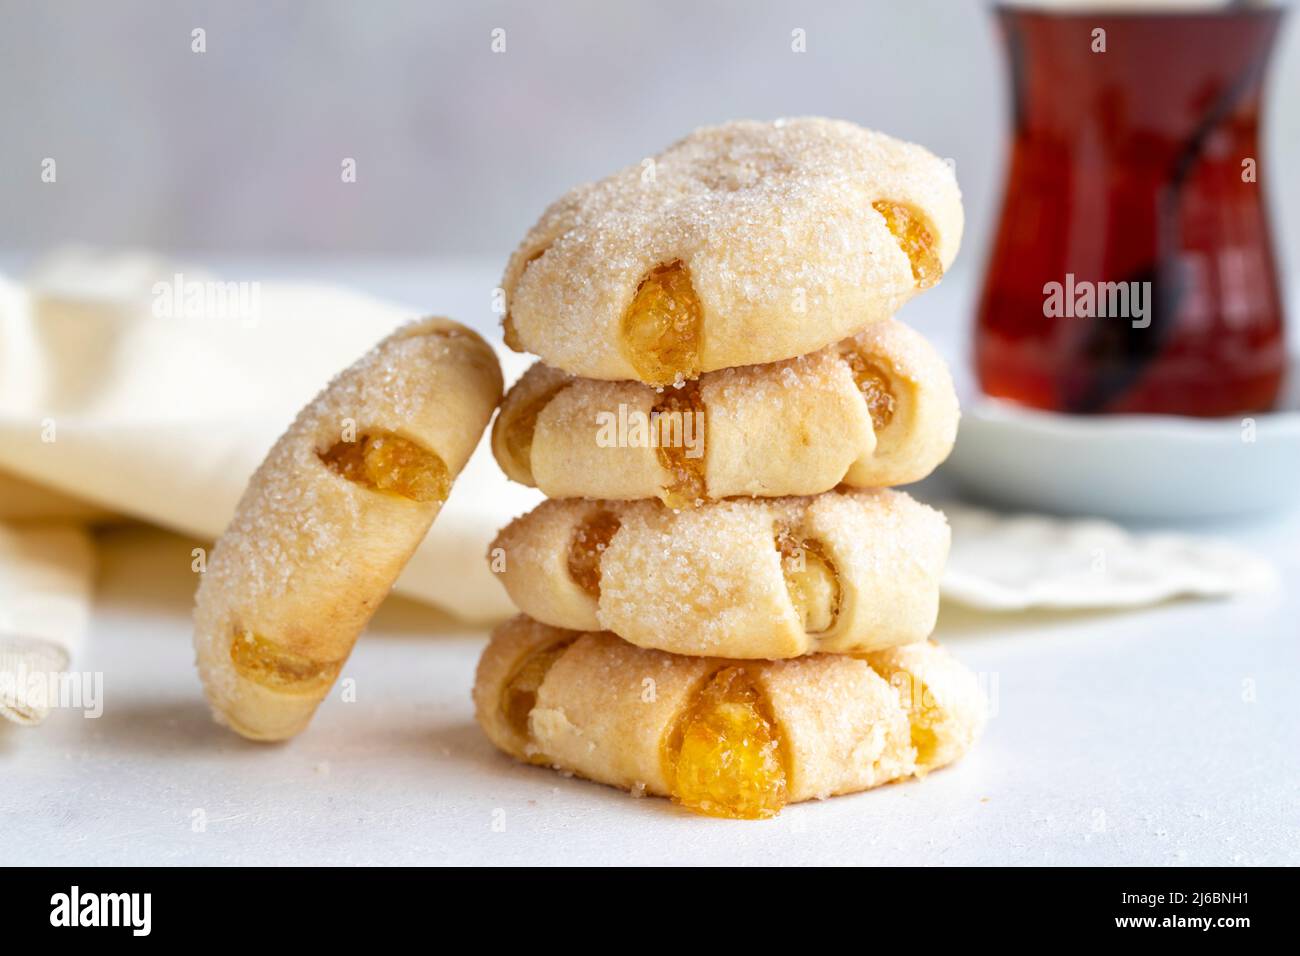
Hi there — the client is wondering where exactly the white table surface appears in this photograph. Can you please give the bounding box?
[3,257,1298,866]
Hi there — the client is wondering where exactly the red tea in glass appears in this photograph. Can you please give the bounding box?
[975,3,1288,416]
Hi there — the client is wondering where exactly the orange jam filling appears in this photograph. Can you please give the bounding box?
[912,719,941,768]
[840,347,897,431]
[500,381,568,482]
[666,667,788,820]
[898,672,941,767]
[621,261,703,386]
[566,510,622,598]
[653,379,707,509]
[500,638,576,756]
[230,630,342,692]
[872,200,942,290]
[319,432,450,503]
[776,528,841,634]
[873,664,943,768]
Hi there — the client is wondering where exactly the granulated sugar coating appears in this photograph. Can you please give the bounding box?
[501,117,963,383]
[193,317,502,741]
[473,617,988,816]
[491,317,959,502]
[490,487,950,661]
[203,323,470,605]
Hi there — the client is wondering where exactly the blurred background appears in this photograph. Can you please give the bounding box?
[5,1,1300,866]
[2,0,1296,283]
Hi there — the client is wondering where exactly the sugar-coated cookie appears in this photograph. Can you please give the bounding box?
[493,318,959,505]
[474,616,985,819]
[489,487,949,659]
[501,117,963,385]
[194,318,503,741]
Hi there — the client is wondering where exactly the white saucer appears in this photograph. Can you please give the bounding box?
[943,359,1300,522]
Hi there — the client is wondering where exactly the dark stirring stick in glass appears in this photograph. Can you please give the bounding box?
[1064,49,1271,413]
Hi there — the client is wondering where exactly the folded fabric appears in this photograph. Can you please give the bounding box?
[0,467,115,523]
[0,249,540,630]
[0,522,95,725]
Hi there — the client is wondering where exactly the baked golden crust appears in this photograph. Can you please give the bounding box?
[860,642,987,774]
[473,616,986,815]
[489,487,949,659]
[492,318,958,502]
[194,318,503,741]
[502,117,963,384]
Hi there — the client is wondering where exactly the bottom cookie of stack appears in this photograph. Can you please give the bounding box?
[475,615,986,820]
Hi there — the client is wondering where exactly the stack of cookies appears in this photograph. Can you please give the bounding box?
[476,118,986,819]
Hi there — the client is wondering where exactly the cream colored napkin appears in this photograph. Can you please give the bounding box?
[0,523,95,725]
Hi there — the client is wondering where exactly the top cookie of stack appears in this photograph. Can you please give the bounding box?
[501,116,962,385]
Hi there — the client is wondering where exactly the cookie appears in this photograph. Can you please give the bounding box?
[493,318,959,505]
[194,318,503,741]
[489,487,949,659]
[501,117,963,384]
[474,616,986,819]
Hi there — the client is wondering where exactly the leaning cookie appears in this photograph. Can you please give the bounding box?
[194,318,503,741]
[502,117,963,385]
[474,616,986,819]
[489,487,949,660]
[493,318,959,506]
